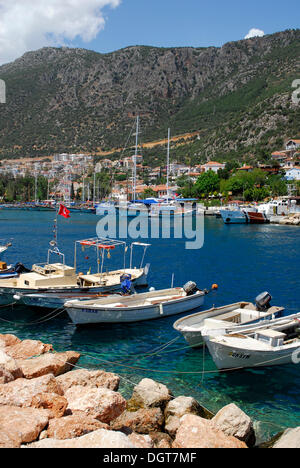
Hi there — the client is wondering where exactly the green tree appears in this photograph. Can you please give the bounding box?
[193,170,220,197]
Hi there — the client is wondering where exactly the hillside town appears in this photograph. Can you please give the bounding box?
[0,138,299,203]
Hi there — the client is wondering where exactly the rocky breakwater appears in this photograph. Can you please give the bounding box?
[277,213,300,226]
[0,333,299,448]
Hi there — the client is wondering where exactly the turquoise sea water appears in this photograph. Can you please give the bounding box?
[0,210,299,443]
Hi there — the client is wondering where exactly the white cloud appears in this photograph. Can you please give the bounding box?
[0,0,121,65]
[244,28,265,39]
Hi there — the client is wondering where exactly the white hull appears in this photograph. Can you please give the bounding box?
[65,289,205,325]
[220,210,247,224]
[205,337,300,370]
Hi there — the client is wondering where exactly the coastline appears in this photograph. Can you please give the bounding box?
[0,333,297,449]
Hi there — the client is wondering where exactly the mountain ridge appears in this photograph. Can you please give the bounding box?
[0,28,299,164]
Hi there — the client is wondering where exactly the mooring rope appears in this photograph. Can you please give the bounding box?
[0,305,66,326]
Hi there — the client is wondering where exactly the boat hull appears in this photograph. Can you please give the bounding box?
[220,210,247,224]
[65,291,205,325]
[205,338,300,370]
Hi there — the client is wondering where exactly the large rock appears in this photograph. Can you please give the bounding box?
[111,407,164,434]
[56,368,120,392]
[24,429,136,448]
[31,392,68,419]
[64,385,126,423]
[0,349,23,383]
[127,378,172,410]
[273,427,300,448]
[149,432,173,449]
[5,339,53,359]
[0,334,21,349]
[128,433,154,448]
[0,406,49,448]
[164,396,208,437]
[0,374,63,407]
[46,414,109,439]
[172,414,247,449]
[212,403,255,447]
[17,351,81,379]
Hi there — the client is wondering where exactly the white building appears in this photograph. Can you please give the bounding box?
[285,168,300,181]
[285,140,300,151]
[201,161,226,173]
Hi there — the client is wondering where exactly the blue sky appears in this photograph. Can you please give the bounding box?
[80,0,300,53]
[0,0,299,65]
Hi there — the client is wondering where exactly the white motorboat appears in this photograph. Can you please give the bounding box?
[173,292,284,348]
[64,281,206,325]
[0,238,150,307]
[205,316,300,370]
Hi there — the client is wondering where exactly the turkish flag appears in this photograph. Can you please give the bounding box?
[58,204,70,219]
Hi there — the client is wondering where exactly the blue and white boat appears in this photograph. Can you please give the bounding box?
[220,209,247,224]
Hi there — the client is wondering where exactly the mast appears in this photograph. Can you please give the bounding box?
[34,172,37,204]
[166,128,170,200]
[133,115,139,202]
[93,172,96,205]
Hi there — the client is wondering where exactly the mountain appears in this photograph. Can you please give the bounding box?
[0,29,299,165]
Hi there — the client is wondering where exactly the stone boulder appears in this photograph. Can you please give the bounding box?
[172,414,247,449]
[17,351,81,379]
[273,427,300,448]
[149,431,173,448]
[64,385,126,423]
[24,429,136,448]
[31,392,68,419]
[212,403,256,447]
[56,368,120,392]
[0,334,21,349]
[164,396,208,437]
[46,414,109,439]
[111,407,164,434]
[5,339,53,359]
[0,406,49,448]
[0,349,23,383]
[127,378,172,411]
[0,374,63,407]
[128,433,154,448]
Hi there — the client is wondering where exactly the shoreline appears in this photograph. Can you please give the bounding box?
[0,332,297,449]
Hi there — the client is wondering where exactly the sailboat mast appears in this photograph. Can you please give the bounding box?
[166,128,170,200]
[133,115,139,202]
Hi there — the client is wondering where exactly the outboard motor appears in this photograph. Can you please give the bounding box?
[255,291,272,311]
[183,281,198,296]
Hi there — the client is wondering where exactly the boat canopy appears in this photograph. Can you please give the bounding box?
[74,237,151,273]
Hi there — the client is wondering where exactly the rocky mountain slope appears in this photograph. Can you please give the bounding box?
[0,29,299,163]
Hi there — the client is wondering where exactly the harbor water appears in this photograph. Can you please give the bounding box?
[0,210,299,442]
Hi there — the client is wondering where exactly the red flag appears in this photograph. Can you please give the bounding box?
[58,204,70,219]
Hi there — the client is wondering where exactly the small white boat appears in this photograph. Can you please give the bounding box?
[205,317,300,370]
[173,292,284,348]
[64,281,206,325]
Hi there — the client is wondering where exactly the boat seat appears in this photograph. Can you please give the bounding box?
[149,296,183,305]
[244,303,256,310]
[216,309,243,323]
[79,274,107,285]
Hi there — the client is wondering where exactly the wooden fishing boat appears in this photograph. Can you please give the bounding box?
[173,292,284,348]
[0,239,150,306]
[64,282,206,325]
